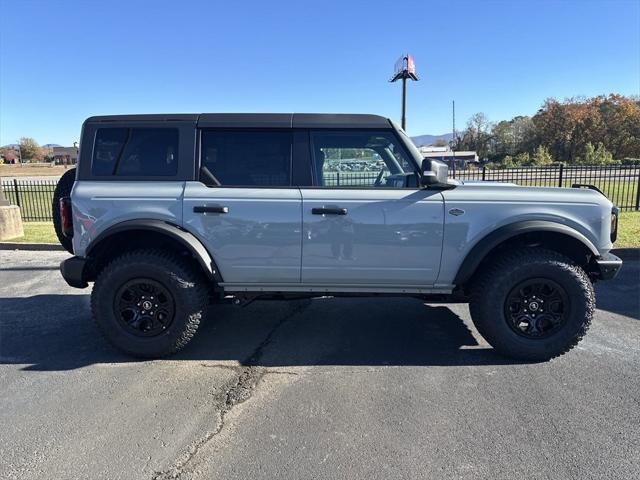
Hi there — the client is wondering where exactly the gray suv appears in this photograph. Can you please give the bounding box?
[54,113,622,360]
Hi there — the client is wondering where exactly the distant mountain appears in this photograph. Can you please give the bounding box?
[410,133,454,147]
[42,144,62,148]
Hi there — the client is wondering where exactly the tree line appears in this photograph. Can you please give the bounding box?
[454,94,640,167]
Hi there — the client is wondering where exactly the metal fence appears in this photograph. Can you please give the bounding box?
[450,164,640,211]
[1,179,57,221]
[2,164,639,222]
[322,172,381,187]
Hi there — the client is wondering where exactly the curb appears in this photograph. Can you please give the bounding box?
[0,242,65,251]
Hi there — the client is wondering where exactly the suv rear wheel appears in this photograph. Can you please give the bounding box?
[91,249,208,358]
[469,248,595,361]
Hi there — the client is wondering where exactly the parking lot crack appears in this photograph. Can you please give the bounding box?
[152,300,309,480]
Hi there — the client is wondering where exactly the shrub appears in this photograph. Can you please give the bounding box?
[515,152,530,166]
[582,142,615,165]
[531,145,554,166]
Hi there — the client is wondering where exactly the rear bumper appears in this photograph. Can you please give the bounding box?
[60,256,89,288]
[592,252,623,281]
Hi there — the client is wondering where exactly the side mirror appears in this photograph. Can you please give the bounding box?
[420,159,449,187]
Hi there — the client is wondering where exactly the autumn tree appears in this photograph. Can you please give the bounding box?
[0,148,17,163]
[461,94,639,164]
[18,137,41,161]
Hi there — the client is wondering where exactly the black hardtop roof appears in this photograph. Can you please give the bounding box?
[84,113,392,129]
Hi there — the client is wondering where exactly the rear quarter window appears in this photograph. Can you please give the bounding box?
[92,128,179,177]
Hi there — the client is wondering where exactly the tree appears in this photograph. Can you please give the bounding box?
[491,116,534,159]
[18,137,41,161]
[515,152,530,165]
[531,94,640,163]
[502,155,516,168]
[531,145,553,166]
[460,94,639,164]
[0,148,17,163]
[582,142,614,165]
[432,138,448,147]
[459,112,493,158]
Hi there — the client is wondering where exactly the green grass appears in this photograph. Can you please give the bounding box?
[3,222,57,243]
[616,211,640,248]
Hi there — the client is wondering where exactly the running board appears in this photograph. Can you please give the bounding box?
[219,283,454,295]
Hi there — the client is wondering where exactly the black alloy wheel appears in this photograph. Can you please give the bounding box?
[114,278,176,337]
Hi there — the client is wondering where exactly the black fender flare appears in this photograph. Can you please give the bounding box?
[453,220,600,285]
[87,219,223,283]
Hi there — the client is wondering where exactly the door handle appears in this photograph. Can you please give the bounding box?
[193,205,229,214]
[311,207,348,215]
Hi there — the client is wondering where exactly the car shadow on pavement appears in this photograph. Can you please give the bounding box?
[0,294,523,371]
[593,259,640,320]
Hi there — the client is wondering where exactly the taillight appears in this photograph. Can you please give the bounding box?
[610,206,618,243]
[59,197,73,238]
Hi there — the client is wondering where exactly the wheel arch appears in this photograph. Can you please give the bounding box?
[85,219,223,283]
[454,220,599,288]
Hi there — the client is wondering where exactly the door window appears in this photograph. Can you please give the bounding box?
[310,131,417,187]
[200,130,292,186]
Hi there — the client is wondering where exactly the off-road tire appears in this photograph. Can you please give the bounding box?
[91,249,209,358]
[469,248,595,361]
[51,167,76,253]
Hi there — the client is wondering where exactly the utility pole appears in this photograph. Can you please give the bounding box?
[452,100,456,149]
[452,100,456,175]
[390,54,419,130]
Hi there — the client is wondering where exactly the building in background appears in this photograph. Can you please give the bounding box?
[419,145,478,168]
[52,146,78,165]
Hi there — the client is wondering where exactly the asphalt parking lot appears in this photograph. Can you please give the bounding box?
[1,250,639,480]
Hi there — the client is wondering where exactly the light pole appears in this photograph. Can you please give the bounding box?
[390,54,419,130]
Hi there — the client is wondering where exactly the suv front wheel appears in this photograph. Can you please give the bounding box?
[91,250,209,358]
[469,248,595,361]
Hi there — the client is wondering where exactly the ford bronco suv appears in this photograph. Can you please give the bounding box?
[54,113,622,361]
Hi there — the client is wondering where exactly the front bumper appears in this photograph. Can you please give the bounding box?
[592,252,623,281]
[60,256,89,288]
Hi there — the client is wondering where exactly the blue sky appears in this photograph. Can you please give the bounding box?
[1,0,639,146]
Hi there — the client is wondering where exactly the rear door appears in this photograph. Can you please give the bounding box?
[182,129,302,284]
[301,130,444,286]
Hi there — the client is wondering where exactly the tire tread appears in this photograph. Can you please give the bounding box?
[90,249,209,358]
[469,248,595,361]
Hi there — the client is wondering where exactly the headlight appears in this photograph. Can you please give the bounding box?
[610,206,619,243]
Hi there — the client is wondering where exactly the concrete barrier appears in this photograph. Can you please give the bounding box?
[0,205,25,240]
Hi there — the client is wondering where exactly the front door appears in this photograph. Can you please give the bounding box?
[301,130,444,286]
[182,129,301,284]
